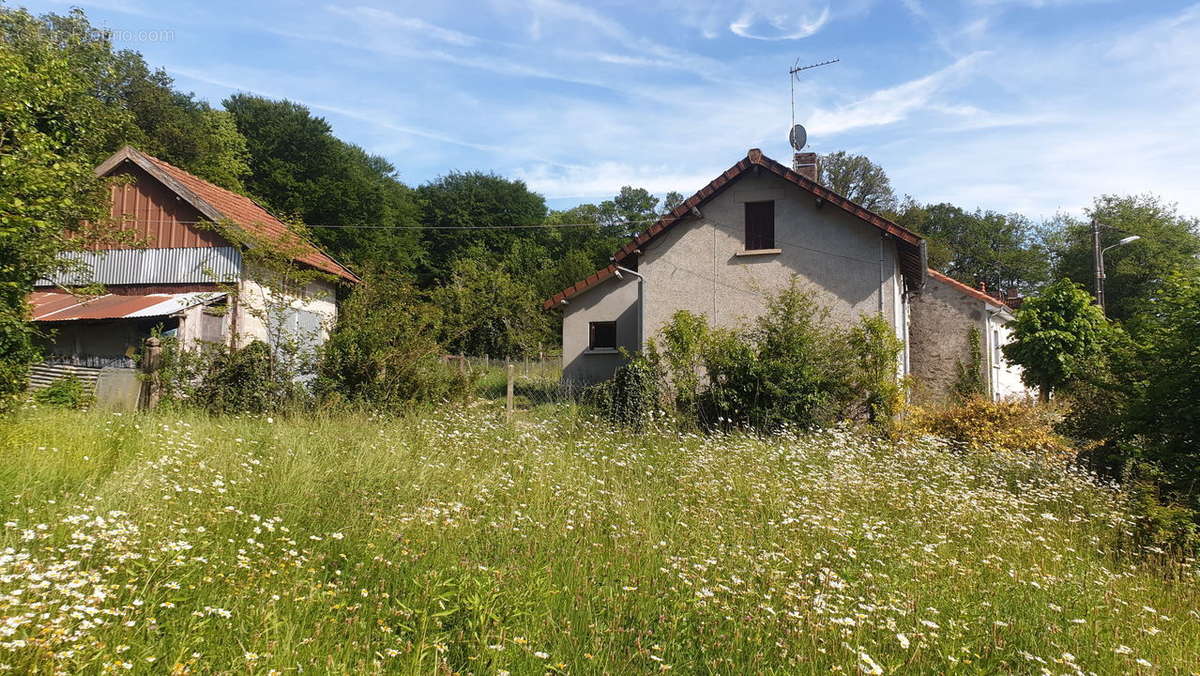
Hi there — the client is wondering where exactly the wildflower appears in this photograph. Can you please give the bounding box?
[1136,658,1152,667]
[858,651,884,675]
[533,651,549,659]
[896,633,910,649]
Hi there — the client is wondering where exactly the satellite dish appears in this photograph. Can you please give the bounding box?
[789,124,807,151]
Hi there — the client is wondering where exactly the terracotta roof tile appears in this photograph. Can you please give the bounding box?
[927,269,1012,310]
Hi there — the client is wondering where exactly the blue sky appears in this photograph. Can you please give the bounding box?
[20,0,1200,218]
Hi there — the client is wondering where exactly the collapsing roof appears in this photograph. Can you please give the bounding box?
[543,148,927,310]
[94,146,360,283]
[29,291,227,322]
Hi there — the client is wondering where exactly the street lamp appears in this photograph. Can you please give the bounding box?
[1092,219,1141,313]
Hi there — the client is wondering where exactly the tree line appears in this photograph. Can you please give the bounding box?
[3,6,1198,373]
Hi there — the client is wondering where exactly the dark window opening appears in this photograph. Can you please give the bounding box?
[744,200,775,250]
[589,321,617,350]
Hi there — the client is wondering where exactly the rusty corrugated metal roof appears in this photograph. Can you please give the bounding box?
[29,291,226,322]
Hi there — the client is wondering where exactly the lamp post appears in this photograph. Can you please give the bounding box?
[1092,217,1140,313]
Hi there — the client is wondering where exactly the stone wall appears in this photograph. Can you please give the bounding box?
[909,275,984,403]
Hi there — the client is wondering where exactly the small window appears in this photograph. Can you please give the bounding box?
[589,321,617,350]
[993,329,1001,365]
[744,200,775,250]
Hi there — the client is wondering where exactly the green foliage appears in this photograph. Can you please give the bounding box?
[432,252,550,359]
[895,200,1050,293]
[1002,279,1109,399]
[416,170,548,283]
[621,283,906,433]
[952,326,987,402]
[702,283,847,431]
[653,310,709,421]
[1045,194,1200,323]
[31,376,93,409]
[315,274,472,411]
[223,94,423,272]
[1061,271,1200,551]
[192,341,302,415]
[0,7,117,410]
[846,314,906,423]
[818,150,897,212]
[590,352,662,430]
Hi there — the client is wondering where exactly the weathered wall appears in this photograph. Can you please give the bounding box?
[910,276,1033,402]
[560,274,639,385]
[560,171,910,385]
[101,164,227,249]
[235,268,339,351]
[909,275,983,403]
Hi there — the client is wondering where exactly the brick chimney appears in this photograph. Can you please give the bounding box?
[793,152,819,182]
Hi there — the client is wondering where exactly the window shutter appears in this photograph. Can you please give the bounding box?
[745,201,775,250]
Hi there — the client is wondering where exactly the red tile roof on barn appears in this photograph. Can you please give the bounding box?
[543,148,926,310]
[95,147,360,283]
[926,269,1013,311]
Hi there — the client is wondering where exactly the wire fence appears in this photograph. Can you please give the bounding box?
[442,354,596,412]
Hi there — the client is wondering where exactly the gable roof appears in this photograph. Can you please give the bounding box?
[95,146,360,283]
[543,148,926,310]
[926,268,1013,311]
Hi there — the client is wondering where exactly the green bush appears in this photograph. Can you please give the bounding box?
[315,274,474,411]
[599,280,907,433]
[0,308,39,413]
[590,352,661,429]
[191,341,292,415]
[32,375,93,409]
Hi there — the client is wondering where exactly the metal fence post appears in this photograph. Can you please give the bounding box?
[506,363,515,423]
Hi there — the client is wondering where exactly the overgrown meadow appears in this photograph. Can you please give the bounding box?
[0,404,1197,674]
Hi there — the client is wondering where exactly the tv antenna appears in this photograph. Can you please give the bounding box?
[789,58,838,150]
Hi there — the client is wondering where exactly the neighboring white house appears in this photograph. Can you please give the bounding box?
[29,146,359,371]
[543,148,928,386]
[909,269,1032,402]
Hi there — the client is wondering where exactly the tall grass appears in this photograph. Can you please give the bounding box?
[0,404,1196,673]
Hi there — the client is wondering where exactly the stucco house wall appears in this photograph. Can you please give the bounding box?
[561,275,639,384]
[236,269,339,352]
[560,170,910,385]
[639,172,903,339]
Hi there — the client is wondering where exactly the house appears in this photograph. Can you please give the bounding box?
[908,269,1030,402]
[29,146,359,374]
[544,148,928,385]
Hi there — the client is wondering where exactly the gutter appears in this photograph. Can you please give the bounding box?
[613,265,645,351]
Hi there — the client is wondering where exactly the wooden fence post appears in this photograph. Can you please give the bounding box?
[142,337,162,410]
[506,363,515,423]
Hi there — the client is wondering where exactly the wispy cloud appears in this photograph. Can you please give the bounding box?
[806,52,986,136]
[325,6,480,47]
[729,5,831,40]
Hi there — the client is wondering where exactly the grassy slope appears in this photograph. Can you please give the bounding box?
[0,405,1196,674]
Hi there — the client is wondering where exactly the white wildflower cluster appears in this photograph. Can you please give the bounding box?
[0,409,1190,672]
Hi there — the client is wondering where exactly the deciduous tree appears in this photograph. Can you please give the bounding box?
[1001,279,1108,401]
[819,151,897,212]
[1044,194,1200,323]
